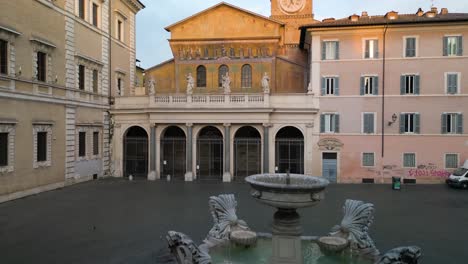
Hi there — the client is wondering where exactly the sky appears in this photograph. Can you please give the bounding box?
[136,0,468,68]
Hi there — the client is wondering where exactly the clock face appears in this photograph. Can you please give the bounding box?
[278,0,305,13]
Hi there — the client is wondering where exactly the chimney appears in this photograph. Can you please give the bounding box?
[440,8,449,15]
[349,14,359,22]
[431,7,438,13]
[416,8,424,17]
[385,11,399,20]
[361,11,368,18]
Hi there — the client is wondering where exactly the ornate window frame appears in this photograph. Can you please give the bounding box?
[33,124,53,168]
[0,122,16,173]
[115,69,126,96]
[76,126,102,160]
[30,37,55,83]
[0,25,21,78]
[91,128,101,159]
[75,54,103,93]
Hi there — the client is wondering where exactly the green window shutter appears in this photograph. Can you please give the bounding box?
[457,36,463,56]
[321,42,326,60]
[373,76,379,95]
[448,74,458,94]
[334,114,340,133]
[360,77,365,95]
[400,114,405,134]
[320,114,325,133]
[457,114,463,134]
[363,114,369,133]
[365,40,370,58]
[441,114,447,134]
[335,42,340,60]
[443,37,449,56]
[369,113,375,133]
[374,40,379,58]
[400,75,406,95]
[334,77,340,96]
[414,75,420,94]
[406,38,416,57]
[321,77,326,95]
[415,114,421,134]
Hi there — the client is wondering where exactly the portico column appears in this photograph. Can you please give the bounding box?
[184,123,194,181]
[148,124,157,180]
[223,123,232,182]
[263,123,272,173]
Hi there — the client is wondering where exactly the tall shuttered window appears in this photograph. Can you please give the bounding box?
[196,65,206,88]
[78,132,86,157]
[93,131,99,155]
[364,39,379,59]
[403,153,416,168]
[446,73,459,94]
[322,41,339,60]
[445,154,459,169]
[0,133,8,166]
[241,64,252,88]
[0,40,7,74]
[442,113,463,134]
[363,113,375,134]
[400,75,420,95]
[360,76,378,95]
[400,113,420,134]
[320,114,340,133]
[443,36,463,56]
[362,153,375,167]
[405,37,417,57]
[78,0,85,19]
[321,77,339,95]
[37,52,47,82]
[37,132,47,162]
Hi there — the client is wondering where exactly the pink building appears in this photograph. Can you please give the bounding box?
[301,7,468,183]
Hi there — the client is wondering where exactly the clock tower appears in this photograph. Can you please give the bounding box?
[270,0,315,45]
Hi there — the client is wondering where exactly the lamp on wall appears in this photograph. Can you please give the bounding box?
[388,113,398,126]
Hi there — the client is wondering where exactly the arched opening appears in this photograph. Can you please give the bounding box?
[123,126,148,178]
[197,126,223,180]
[218,65,229,87]
[197,65,206,88]
[275,126,304,174]
[161,126,186,180]
[234,126,261,180]
[241,64,252,88]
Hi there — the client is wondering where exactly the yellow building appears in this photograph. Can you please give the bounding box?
[0,0,144,202]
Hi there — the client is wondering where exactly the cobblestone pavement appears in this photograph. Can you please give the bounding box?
[1,179,467,264]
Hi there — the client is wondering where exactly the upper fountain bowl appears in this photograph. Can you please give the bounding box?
[245,173,329,209]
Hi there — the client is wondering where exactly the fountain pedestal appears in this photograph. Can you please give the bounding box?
[272,208,303,264]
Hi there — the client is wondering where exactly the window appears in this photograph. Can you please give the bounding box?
[403,153,416,168]
[321,77,339,95]
[442,113,463,134]
[400,75,420,95]
[37,51,47,82]
[362,113,375,134]
[93,131,99,155]
[443,36,463,56]
[322,41,339,60]
[196,65,206,88]
[320,114,340,133]
[0,39,7,74]
[37,132,48,162]
[405,37,417,57]
[92,3,99,27]
[400,113,420,134]
[241,64,252,88]
[92,69,98,93]
[78,0,85,19]
[78,131,86,157]
[117,20,123,41]
[362,153,375,167]
[78,65,85,90]
[0,133,8,166]
[364,39,379,59]
[360,76,378,95]
[117,77,122,95]
[445,154,459,169]
[218,65,229,87]
[446,73,459,94]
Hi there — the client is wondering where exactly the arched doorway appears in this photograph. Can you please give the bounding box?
[161,126,186,180]
[234,126,261,180]
[123,126,148,178]
[197,126,223,180]
[275,126,304,174]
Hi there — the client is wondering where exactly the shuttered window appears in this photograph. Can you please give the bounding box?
[78,132,86,157]
[37,132,47,162]
[400,75,420,95]
[400,113,420,134]
[441,113,463,134]
[196,65,206,88]
[363,113,375,134]
[445,154,459,169]
[405,37,417,57]
[360,76,379,95]
[403,153,416,168]
[0,40,7,74]
[443,36,463,56]
[446,73,459,94]
[321,77,339,95]
[320,114,340,133]
[0,133,8,166]
[322,41,339,60]
[364,39,379,59]
[362,153,375,167]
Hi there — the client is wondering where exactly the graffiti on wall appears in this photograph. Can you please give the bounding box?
[408,169,451,178]
[381,163,451,178]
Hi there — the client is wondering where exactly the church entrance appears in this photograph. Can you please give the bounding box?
[161,126,186,180]
[123,126,148,178]
[234,126,261,180]
[197,126,223,180]
[275,126,304,174]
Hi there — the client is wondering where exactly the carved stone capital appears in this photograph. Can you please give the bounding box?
[186,123,193,127]
[223,123,231,127]
[306,122,314,128]
[262,123,273,128]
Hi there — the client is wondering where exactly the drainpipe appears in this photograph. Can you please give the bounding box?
[381,24,388,158]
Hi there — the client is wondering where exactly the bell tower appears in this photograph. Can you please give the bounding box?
[270,0,315,45]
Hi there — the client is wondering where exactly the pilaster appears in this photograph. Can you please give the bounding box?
[185,123,194,181]
[65,106,76,179]
[148,125,157,180]
[223,123,232,182]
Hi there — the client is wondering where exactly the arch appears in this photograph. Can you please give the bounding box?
[218,65,229,87]
[123,126,148,178]
[197,65,206,88]
[197,126,223,180]
[275,126,304,174]
[234,126,261,179]
[241,64,252,88]
[161,126,186,180]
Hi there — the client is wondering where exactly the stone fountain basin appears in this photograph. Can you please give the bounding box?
[245,174,329,209]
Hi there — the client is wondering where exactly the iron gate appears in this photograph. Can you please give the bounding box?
[197,138,223,180]
[234,138,261,179]
[124,137,148,178]
[275,139,304,174]
[161,138,186,180]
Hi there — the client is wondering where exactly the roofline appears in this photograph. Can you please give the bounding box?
[164,2,284,32]
[145,58,175,72]
[300,17,468,30]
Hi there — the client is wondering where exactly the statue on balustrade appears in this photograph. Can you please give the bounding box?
[147,79,155,96]
[186,73,194,95]
[261,72,270,94]
[222,72,231,94]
